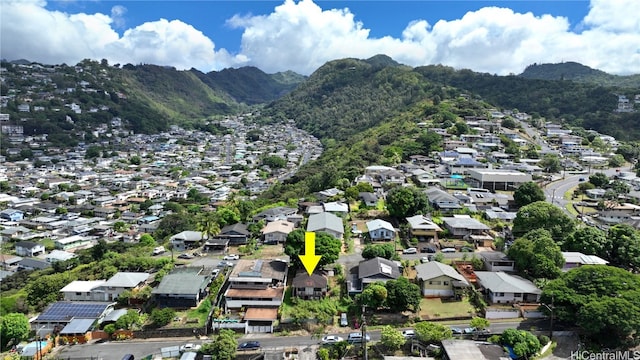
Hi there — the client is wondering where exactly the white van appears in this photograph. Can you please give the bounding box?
[347,332,370,343]
[152,246,166,255]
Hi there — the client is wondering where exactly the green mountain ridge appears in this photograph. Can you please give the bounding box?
[519,61,640,87]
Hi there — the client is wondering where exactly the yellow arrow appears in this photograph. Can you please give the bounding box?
[299,231,322,276]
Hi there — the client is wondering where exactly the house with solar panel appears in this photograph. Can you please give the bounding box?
[222,258,288,333]
[347,257,401,295]
[31,301,115,340]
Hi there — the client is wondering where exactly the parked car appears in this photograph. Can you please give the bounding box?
[441,248,456,253]
[402,329,416,339]
[238,341,261,350]
[177,253,194,259]
[321,335,344,344]
[403,247,418,254]
[460,247,474,252]
[223,254,239,260]
[420,257,430,263]
[217,261,234,267]
[211,269,220,276]
[421,246,437,253]
[340,312,348,327]
[179,343,201,352]
[347,333,370,343]
[450,327,463,334]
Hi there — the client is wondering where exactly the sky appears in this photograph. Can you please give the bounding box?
[1,0,639,76]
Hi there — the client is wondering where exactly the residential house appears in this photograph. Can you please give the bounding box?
[223,259,288,333]
[15,241,45,257]
[365,219,396,242]
[45,250,78,263]
[323,201,349,217]
[0,208,24,221]
[424,187,462,212]
[17,257,51,271]
[55,235,91,251]
[405,215,442,242]
[261,220,295,244]
[479,251,515,272]
[475,271,541,304]
[60,280,107,301]
[252,206,298,223]
[291,272,328,300]
[348,257,401,294]
[441,339,509,360]
[152,266,212,308]
[101,272,151,302]
[561,252,609,271]
[170,231,203,251]
[358,192,379,207]
[0,253,22,270]
[415,261,469,297]
[31,301,114,338]
[441,215,490,238]
[307,212,344,240]
[466,169,532,192]
[218,223,250,245]
[93,207,117,219]
[1,226,32,241]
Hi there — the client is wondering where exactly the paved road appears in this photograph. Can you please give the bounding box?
[57,320,543,360]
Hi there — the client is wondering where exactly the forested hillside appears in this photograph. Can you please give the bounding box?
[519,62,640,88]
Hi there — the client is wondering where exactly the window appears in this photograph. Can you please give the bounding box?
[514,293,522,297]
[429,281,441,285]
[76,292,82,296]
[496,292,504,297]
[443,281,449,286]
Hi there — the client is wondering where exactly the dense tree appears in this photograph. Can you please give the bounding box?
[513,181,546,208]
[285,230,342,269]
[499,329,542,358]
[196,211,221,242]
[150,308,175,327]
[357,283,388,309]
[470,317,490,330]
[201,329,237,359]
[508,229,564,279]
[380,325,406,351]
[139,233,156,246]
[500,118,517,129]
[414,321,453,343]
[539,153,562,173]
[563,226,609,255]
[25,272,76,310]
[512,201,575,242]
[589,172,610,188]
[608,154,625,168]
[154,213,196,241]
[91,239,109,260]
[0,313,29,350]
[385,277,421,312]
[361,243,397,260]
[262,155,287,169]
[416,131,443,154]
[541,266,640,348]
[114,309,142,330]
[606,224,640,271]
[386,185,430,219]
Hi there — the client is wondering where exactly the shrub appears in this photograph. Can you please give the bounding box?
[538,335,550,346]
[150,308,175,327]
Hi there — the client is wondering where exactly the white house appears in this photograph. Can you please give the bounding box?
[365,219,396,242]
[15,241,45,257]
[60,280,107,301]
[261,220,295,244]
[475,271,541,304]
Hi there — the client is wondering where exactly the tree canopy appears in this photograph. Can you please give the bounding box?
[508,229,564,279]
[0,313,29,351]
[512,201,575,242]
[386,185,431,219]
[361,243,397,260]
[385,277,422,312]
[285,230,342,270]
[513,181,546,208]
[201,328,237,359]
[380,325,406,351]
[499,329,542,358]
[541,265,640,348]
[414,321,453,344]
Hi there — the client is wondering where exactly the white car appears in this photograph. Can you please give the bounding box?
[420,256,430,263]
[321,335,344,344]
[179,343,201,352]
[223,254,239,260]
[402,329,416,339]
[441,247,456,253]
[403,247,417,254]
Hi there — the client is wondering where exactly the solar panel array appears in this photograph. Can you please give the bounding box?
[37,302,111,321]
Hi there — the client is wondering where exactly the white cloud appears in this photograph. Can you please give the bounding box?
[0,0,639,76]
[110,5,127,29]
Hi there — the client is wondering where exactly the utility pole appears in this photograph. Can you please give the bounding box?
[361,305,368,360]
[541,296,555,339]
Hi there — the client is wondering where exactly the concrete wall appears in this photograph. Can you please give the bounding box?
[485,308,520,319]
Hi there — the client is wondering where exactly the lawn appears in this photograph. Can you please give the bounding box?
[419,297,475,320]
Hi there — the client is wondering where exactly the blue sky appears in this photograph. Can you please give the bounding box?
[2,0,639,75]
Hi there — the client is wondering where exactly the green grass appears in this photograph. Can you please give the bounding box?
[419,297,475,320]
[185,298,212,327]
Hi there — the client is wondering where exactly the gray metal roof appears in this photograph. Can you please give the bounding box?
[358,257,401,280]
[306,212,344,234]
[152,271,210,295]
[475,271,541,294]
[442,216,490,230]
[104,272,150,288]
[415,261,467,283]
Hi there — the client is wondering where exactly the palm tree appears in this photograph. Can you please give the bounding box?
[197,211,221,247]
